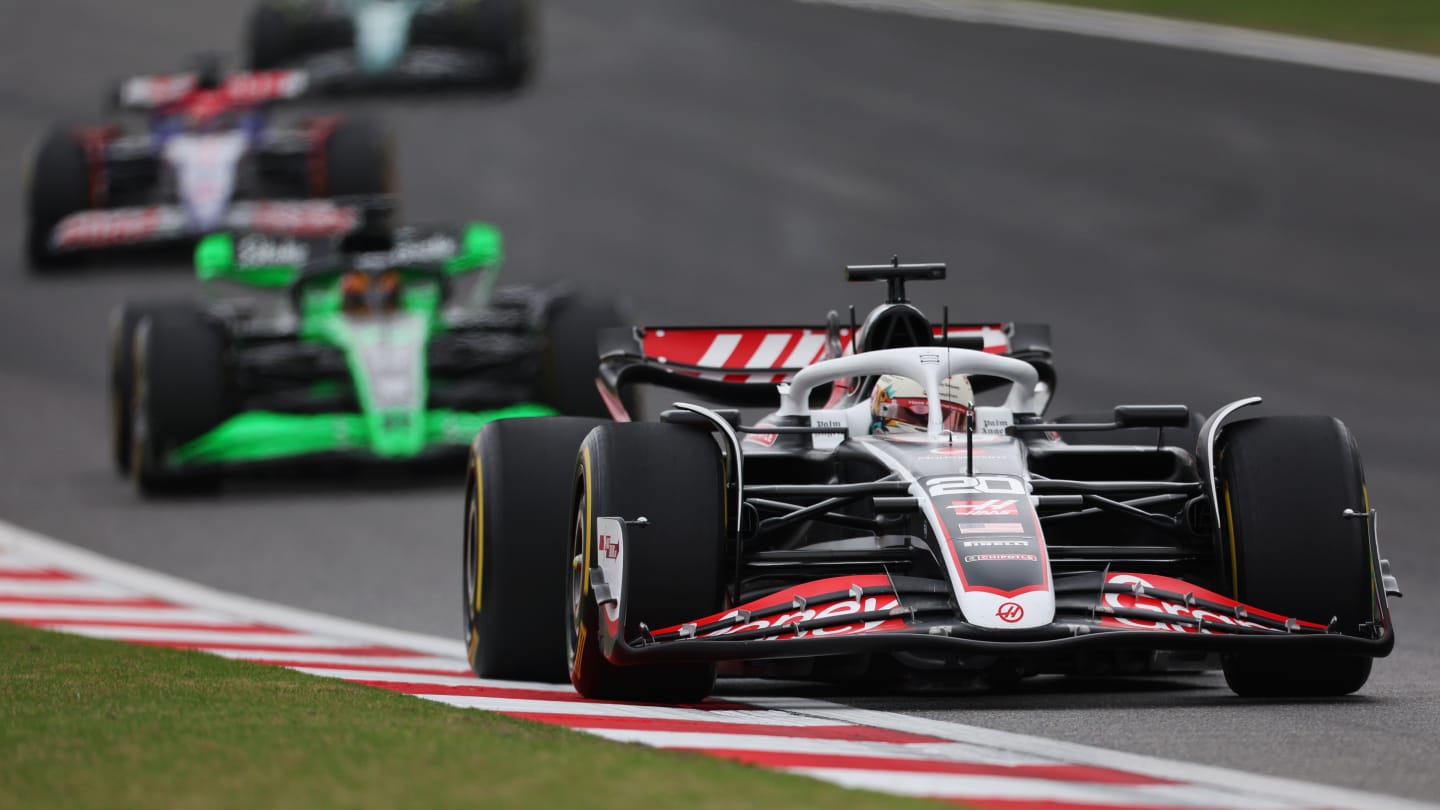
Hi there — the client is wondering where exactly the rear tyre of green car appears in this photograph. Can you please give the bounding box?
[540,294,624,419]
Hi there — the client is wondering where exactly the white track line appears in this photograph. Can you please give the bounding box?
[421,695,837,725]
[795,0,1440,86]
[0,519,460,657]
[0,604,238,623]
[291,669,501,687]
[209,650,466,668]
[795,768,1306,809]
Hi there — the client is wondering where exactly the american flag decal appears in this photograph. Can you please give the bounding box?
[947,499,1019,516]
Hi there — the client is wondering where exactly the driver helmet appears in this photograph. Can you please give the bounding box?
[870,373,973,433]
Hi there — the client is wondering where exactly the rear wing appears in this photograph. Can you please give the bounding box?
[596,323,1055,414]
[195,222,503,288]
[114,70,309,110]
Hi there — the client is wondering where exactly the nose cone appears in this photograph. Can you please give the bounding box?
[354,3,413,74]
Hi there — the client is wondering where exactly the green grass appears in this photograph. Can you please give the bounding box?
[0,621,946,810]
[1028,0,1440,55]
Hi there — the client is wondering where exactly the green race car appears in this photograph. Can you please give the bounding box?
[109,224,618,495]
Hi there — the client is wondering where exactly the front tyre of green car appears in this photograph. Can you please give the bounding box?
[129,308,232,497]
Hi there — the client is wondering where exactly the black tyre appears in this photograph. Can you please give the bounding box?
[467,0,538,90]
[569,423,725,703]
[540,294,623,419]
[1216,416,1376,697]
[1055,409,1203,450]
[26,128,91,269]
[130,308,232,496]
[109,301,188,475]
[321,117,393,198]
[246,3,294,70]
[465,416,607,681]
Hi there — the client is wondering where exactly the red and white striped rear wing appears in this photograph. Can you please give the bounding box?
[595,323,1055,418]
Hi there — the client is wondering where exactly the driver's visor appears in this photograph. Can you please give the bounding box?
[893,397,970,431]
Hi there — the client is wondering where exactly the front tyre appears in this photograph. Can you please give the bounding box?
[109,301,187,475]
[568,423,725,704]
[130,308,232,496]
[26,128,91,270]
[465,417,606,681]
[1217,415,1376,697]
[321,117,394,199]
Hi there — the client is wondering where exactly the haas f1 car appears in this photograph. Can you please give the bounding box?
[111,224,620,495]
[247,0,537,91]
[25,68,388,268]
[464,262,1401,703]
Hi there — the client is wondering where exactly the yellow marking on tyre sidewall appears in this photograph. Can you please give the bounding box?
[473,463,484,613]
[1223,483,1240,598]
[581,444,593,596]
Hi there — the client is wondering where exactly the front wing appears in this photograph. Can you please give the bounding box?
[48,200,360,254]
[587,564,1394,668]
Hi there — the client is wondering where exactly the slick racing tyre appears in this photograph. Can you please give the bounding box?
[569,423,725,704]
[26,128,91,270]
[540,294,624,419]
[322,117,394,199]
[110,301,188,476]
[465,416,607,682]
[1216,416,1376,697]
[130,307,232,496]
[246,3,292,70]
[466,0,538,90]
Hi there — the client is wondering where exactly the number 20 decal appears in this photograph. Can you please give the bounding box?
[926,475,1026,496]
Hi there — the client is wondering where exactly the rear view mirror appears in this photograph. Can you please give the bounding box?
[1114,405,1191,429]
[444,222,504,274]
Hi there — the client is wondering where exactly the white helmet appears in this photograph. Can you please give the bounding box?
[870,374,973,434]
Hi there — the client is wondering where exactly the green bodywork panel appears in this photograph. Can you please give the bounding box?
[172,405,555,465]
[176,223,539,468]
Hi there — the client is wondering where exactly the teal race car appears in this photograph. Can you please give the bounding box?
[109,223,617,495]
[247,0,537,91]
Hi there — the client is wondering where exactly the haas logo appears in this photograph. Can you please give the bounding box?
[598,534,620,560]
[996,602,1025,623]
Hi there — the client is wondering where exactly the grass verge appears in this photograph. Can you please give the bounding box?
[0,621,945,810]
[1028,0,1440,56]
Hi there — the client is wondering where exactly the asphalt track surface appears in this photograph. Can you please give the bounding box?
[2,0,1438,803]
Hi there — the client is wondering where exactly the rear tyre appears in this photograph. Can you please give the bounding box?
[540,294,623,419]
[467,0,538,90]
[465,417,607,681]
[246,3,294,70]
[109,301,187,475]
[322,117,394,198]
[568,423,725,703]
[1216,416,1376,697]
[130,308,232,496]
[26,128,91,270]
